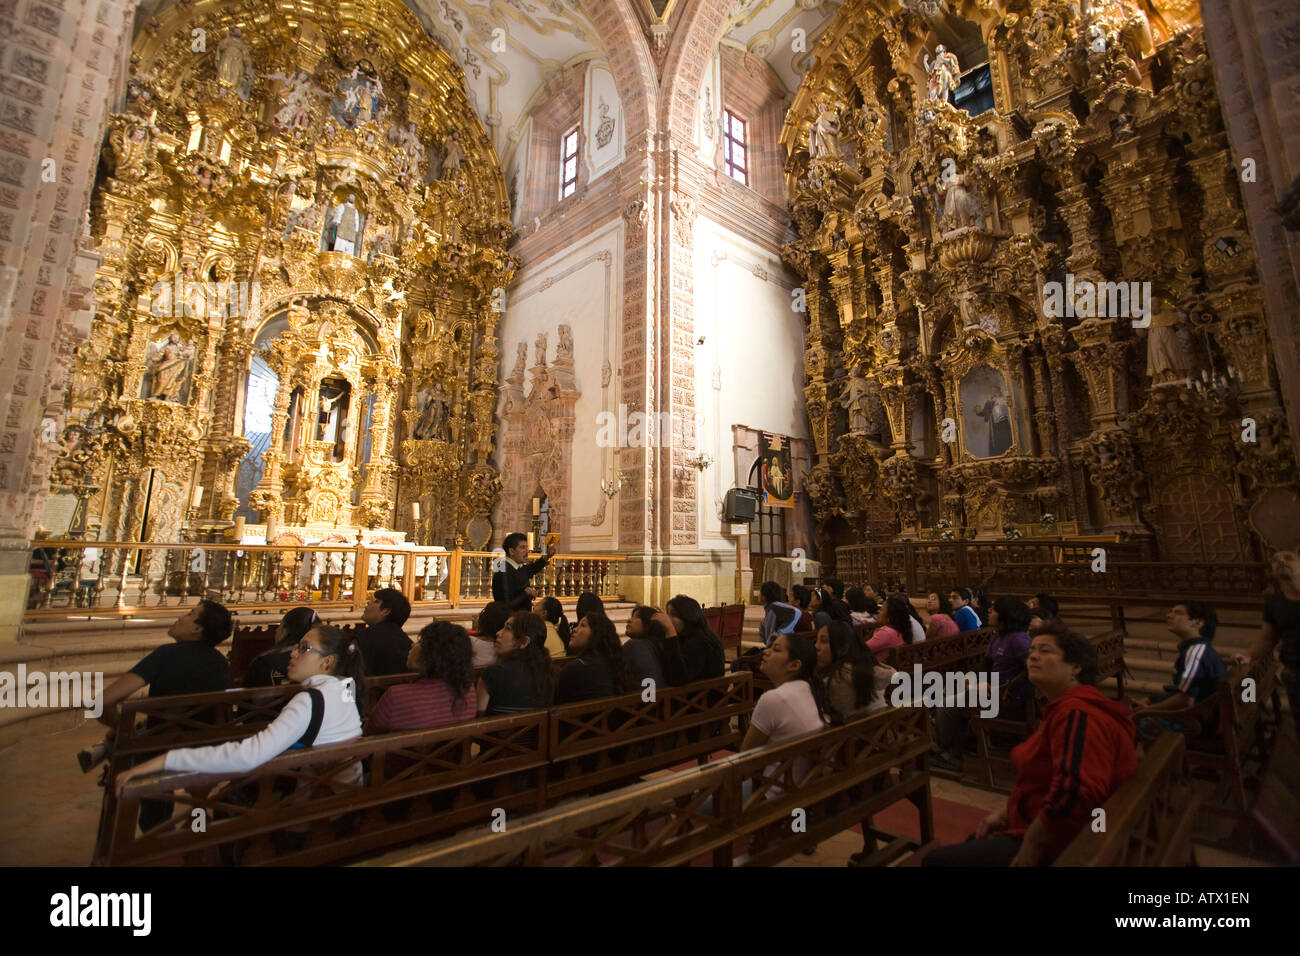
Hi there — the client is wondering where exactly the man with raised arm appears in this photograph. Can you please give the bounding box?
[492,532,557,611]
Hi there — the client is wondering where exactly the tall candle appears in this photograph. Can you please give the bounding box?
[532,497,541,516]
[412,501,421,521]
[265,514,279,543]
[191,485,204,508]
[232,516,245,541]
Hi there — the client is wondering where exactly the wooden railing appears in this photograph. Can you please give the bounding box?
[26,540,625,618]
[986,561,1270,608]
[835,538,1148,595]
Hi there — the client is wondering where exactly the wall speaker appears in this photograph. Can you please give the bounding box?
[723,487,761,523]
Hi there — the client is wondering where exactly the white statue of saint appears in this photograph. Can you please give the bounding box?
[810,102,842,160]
[216,27,251,88]
[924,45,961,103]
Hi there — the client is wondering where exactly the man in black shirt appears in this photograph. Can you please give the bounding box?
[1246,548,1300,739]
[355,588,412,676]
[86,600,233,830]
[492,532,556,610]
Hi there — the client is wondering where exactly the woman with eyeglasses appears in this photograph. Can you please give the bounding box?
[476,611,553,716]
[241,606,319,688]
[115,624,367,792]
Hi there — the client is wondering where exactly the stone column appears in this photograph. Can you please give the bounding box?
[0,0,135,640]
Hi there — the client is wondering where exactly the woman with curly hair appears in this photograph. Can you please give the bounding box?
[366,621,477,733]
[555,613,632,704]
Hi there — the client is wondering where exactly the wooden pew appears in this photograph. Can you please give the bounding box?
[886,627,995,676]
[1053,733,1198,866]
[362,706,933,867]
[227,621,363,684]
[718,604,746,649]
[97,672,754,866]
[1132,655,1280,817]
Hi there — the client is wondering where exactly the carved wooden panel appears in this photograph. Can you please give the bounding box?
[1155,474,1245,562]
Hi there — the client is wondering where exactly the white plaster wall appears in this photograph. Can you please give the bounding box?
[692,217,807,549]
[584,65,624,182]
[506,117,531,228]
[496,220,623,549]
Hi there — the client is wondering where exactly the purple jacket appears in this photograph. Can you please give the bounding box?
[986,630,1032,682]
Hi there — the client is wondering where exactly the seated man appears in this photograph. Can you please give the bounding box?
[949,587,982,632]
[924,625,1137,866]
[355,588,413,676]
[790,585,816,633]
[84,600,234,830]
[1243,548,1300,741]
[1135,601,1226,738]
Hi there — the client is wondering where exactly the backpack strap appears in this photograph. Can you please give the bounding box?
[295,687,326,748]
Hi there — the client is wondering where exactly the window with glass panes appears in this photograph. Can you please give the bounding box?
[559,125,579,199]
[723,110,748,186]
[750,504,787,586]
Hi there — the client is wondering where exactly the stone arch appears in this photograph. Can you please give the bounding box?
[660,0,737,143]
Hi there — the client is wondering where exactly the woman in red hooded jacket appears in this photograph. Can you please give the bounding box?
[923,620,1138,866]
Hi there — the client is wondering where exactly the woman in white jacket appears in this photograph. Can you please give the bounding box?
[116,623,366,794]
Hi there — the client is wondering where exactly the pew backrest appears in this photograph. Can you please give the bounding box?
[1054,733,1196,866]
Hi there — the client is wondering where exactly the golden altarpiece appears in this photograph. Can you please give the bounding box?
[50,0,515,559]
[782,0,1300,563]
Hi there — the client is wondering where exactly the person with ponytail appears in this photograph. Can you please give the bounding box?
[815,621,888,722]
[532,595,570,657]
[366,621,476,733]
[555,613,632,704]
[742,633,830,798]
[115,623,367,791]
[242,606,319,688]
[476,611,553,715]
[661,594,725,685]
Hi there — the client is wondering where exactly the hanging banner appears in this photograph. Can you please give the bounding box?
[759,432,794,508]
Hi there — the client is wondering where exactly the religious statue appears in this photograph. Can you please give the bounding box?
[317,384,348,442]
[389,121,425,179]
[283,200,322,239]
[839,373,876,433]
[116,123,153,178]
[810,102,842,160]
[534,331,548,367]
[511,341,528,379]
[972,383,1013,456]
[556,324,574,362]
[441,130,464,178]
[333,64,386,127]
[937,169,985,231]
[413,384,450,441]
[324,194,363,255]
[924,45,961,103]
[216,27,251,89]
[1146,306,1193,385]
[268,69,315,131]
[145,333,195,402]
[366,231,392,265]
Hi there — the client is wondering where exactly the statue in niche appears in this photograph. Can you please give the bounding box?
[317,380,350,444]
[810,102,843,160]
[511,341,528,379]
[116,122,154,178]
[389,121,425,179]
[366,230,392,265]
[534,331,548,367]
[1146,305,1193,385]
[441,130,464,178]
[413,383,450,441]
[324,194,363,255]
[839,373,880,434]
[964,371,1013,457]
[937,168,985,231]
[216,27,251,89]
[556,324,574,362]
[145,333,195,402]
[283,199,322,239]
[924,45,961,103]
[333,63,386,127]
